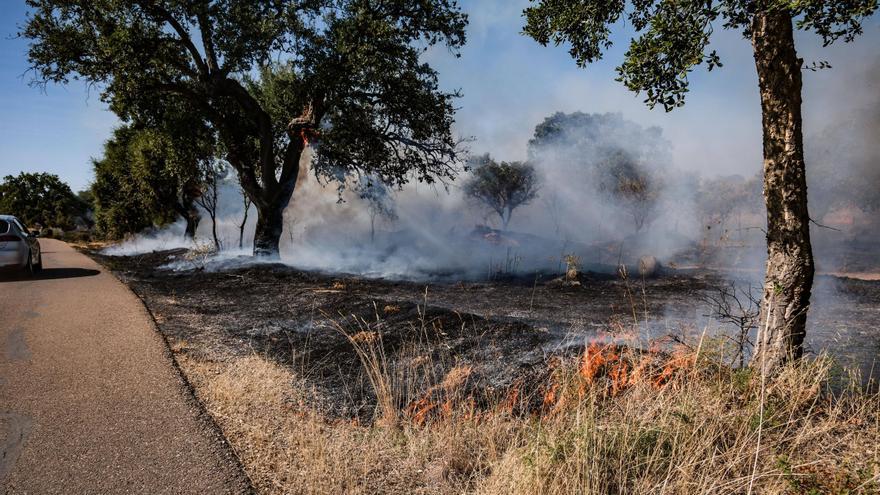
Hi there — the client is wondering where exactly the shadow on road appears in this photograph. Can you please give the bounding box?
[0,268,100,283]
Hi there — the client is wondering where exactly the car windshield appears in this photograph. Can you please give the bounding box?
[0,220,9,234]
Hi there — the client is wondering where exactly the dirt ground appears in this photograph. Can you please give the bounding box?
[88,248,879,421]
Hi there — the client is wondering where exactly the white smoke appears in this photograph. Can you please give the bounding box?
[103,111,714,280]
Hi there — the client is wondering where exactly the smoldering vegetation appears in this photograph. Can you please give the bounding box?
[88,245,880,495]
[105,97,880,285]
[91,87,880,495]
[98,103,880,378]
[106,112,703,279]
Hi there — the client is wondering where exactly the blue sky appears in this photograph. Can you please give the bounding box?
[1,1,877,192]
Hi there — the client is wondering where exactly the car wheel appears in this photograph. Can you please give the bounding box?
[33,252,43,273]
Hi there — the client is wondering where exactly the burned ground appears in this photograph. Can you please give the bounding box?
[88,249,880,421]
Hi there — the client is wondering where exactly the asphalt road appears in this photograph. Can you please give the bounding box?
[0,239,251,494]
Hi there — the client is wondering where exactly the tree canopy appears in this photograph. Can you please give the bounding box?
[92,123,210,239]
[523,0,878,111]
[0,172,87,230]
[23,0,469,255]
[528,112,669,234]
[464,154,540,229]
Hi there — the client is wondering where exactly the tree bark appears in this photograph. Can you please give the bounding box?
[174,201,201,240]
[750,10,815,373]
[253,204,284,258]
[212,94,316,258]
[238,197,250,250]
[252,177,297,258]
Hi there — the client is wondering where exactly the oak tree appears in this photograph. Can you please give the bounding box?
[464,154,540,230]
[23,0,467,257]
[524,0,878,371]
[92,119,211,239]
[0,172,86,230]
[528,112,670,235]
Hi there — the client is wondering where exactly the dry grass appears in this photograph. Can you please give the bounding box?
[188,355,517,494]
[176,330,880,495]
[483,354,880,494]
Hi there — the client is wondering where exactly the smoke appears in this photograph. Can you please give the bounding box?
[104,111,712,280]
[104,51,880,282]
[523,112,700,260]
[101,221,194,256]
[806,58,880,245]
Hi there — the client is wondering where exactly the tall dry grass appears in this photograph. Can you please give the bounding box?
[185,321,879,495]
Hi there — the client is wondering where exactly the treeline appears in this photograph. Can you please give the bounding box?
[0,172,91,232]
[91,106,215,241]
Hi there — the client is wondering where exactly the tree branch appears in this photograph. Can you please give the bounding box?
[196,10,219,72]
[139,2,210,76]
[215,78,277,191]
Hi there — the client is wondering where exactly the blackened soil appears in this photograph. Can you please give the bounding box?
[89,249,880,419]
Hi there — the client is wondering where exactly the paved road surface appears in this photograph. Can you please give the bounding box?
[0,239,250,494]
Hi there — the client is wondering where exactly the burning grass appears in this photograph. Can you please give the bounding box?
[184,336,878,495]
[88,249,880,493]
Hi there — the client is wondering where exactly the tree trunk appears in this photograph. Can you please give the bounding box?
[239,202,249,250]
[252,176,297,258]
[253,204,285,258]
[210,213,220,251]
[184,213,199,239]
[750,11,815,373]
[175,201,200,240]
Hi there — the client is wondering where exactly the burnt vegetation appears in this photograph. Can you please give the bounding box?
[15,0,880,492]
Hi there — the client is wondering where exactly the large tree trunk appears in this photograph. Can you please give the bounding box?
[253,203,285,258]
[252,178,297,258]
[211,87,317,259]
[750,11,815,373]
[174,201,201,240]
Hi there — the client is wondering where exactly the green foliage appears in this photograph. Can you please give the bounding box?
[523,0,878,111]
[0,172,86,229]
[92,123,209,239]
[529,112,670,165]
[22,0,469,210]
[464,154,540,229]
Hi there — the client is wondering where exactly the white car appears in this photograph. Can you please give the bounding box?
[0,215,43,274]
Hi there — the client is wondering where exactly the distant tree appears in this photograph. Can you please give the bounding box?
[91,132,154,239]
[0,172,86,230]
[596,149,662,233]
[357,175,398,243]
[194,163,226,251]
[23,0,468,258]
[530,112,671,165]
[523,0,878,371]
[528,112,670,234]
[464,154,540,230]
[92,123,210,239]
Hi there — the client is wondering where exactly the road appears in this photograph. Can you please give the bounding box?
[0,239,251,494]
